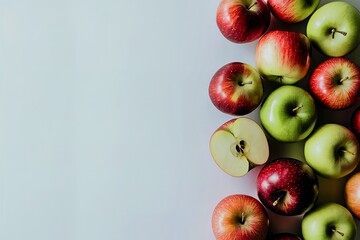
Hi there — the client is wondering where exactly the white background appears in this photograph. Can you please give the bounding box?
[0,0,360,239]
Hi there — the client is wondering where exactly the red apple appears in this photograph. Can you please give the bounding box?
[255,30,311,84]
[209,62,264,115]
[351,106,360,139]
[216,0,270,43]
[309,58,360,110]
[257,158,319,216]
[212,194,269,240]
[345,171,360,219]
[269,233,302,240]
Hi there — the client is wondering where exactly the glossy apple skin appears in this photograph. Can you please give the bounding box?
[259,85,317,142]
[306,1,360,57]
[351,107,360,139]
[216,0,270,43]
[309,58,360,110]
[209,62,263,115]
[256,30,311,84]
[304,124,360,179]
[257,158,319,216]
[301,203,357,240]
[268,0,320,23]
[345,172,360,219]
[212,194,269,240]
[269,233,302,240]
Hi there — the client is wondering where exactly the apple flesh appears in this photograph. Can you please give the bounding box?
[210,117,269,177]
[301,203,357,240]
[309,58,360,110]
[209,62,264,115]
[255,30,311,84]
[212,194,269,240]
[268,0,320,23]
[345,172,360,219]
[216,0,270,43]
[257,158,319,216]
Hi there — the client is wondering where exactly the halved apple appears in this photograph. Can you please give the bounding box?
[210,117,269,177]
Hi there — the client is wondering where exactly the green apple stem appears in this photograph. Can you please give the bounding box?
[247,2,257,10]
[331,28,347,39]
[292,104,303,113]
[340,148,355,156]
[331,227,344,237]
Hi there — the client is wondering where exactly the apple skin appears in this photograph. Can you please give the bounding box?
[269,233,302,240]
[304,124,360,179]
[259,85,317,142]
[216,0,270,43]
[267,0,320,23]
[351,106,360,139]
[306,1,360,57]
[257,158,319,216]
[255,30,311,85]
[301,202,357,240]
[209,62,264,115]
[345,171,360,219]
[212,194,269,240]
[309,58,360,110]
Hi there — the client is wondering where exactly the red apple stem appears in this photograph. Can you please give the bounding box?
[238,81,253,86]
[331,28,347,39]
[272,196,282,206]
[331,227,344,237]
[292,104,303,113]
[247,2,257,10]
[240,212,245,225]
[339,76,350,83]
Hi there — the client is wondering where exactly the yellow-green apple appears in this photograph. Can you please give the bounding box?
[209,62,264,115]
[257,158,319,216]
[216,0,270,43]
[269,233,302,240]
[304,124,360,179]
[351,107,360,139]
[309,58,360,110]
[259,85,317,142]
[301,203,357,240]
[255,30,311,84]
[345,171,360,219]
[212,194,269,240]
[306,1,360,57]
[267,0,320,23]
[209,117,269,177]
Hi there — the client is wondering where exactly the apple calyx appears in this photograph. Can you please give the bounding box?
[331,28,347,39]
[231,139,247,157]
[292,104,303,113]
[247,2,257,10]
[331,226,345,237]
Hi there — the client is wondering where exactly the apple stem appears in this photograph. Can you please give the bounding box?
[331,28,347,39]
[340,149,355,156]
[272,196,282,207]
[331,227,345,237]
[240,212,245,225]
[292,104,303,113]
[247,2,257,10]
[339,76,350,83]
[238,81,253,86]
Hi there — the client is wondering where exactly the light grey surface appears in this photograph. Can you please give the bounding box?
[0,0,359,239]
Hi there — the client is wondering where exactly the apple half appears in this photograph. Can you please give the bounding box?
[210,117,269,177]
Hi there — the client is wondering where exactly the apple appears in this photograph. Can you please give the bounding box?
[257,158,319,216]
[304,124,360,179]
[209,117,269,177]
[269,233,302,240]
[212,194,269,240]
[216,0,270,43]
[345,171,360,219]
[209,62,263,115]
[255,30,311,85]
[301,202,357,240]
[309,57,360,110]
[259,85,317,142]
[351,106,360,139]
[267,0,320,23]
[306,1,360,57]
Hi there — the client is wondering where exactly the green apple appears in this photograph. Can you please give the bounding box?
[210,117,269,177]
[304,124,360,179]
[260,85,317,142]
[301,202,357,240]
[306,1,360,57]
